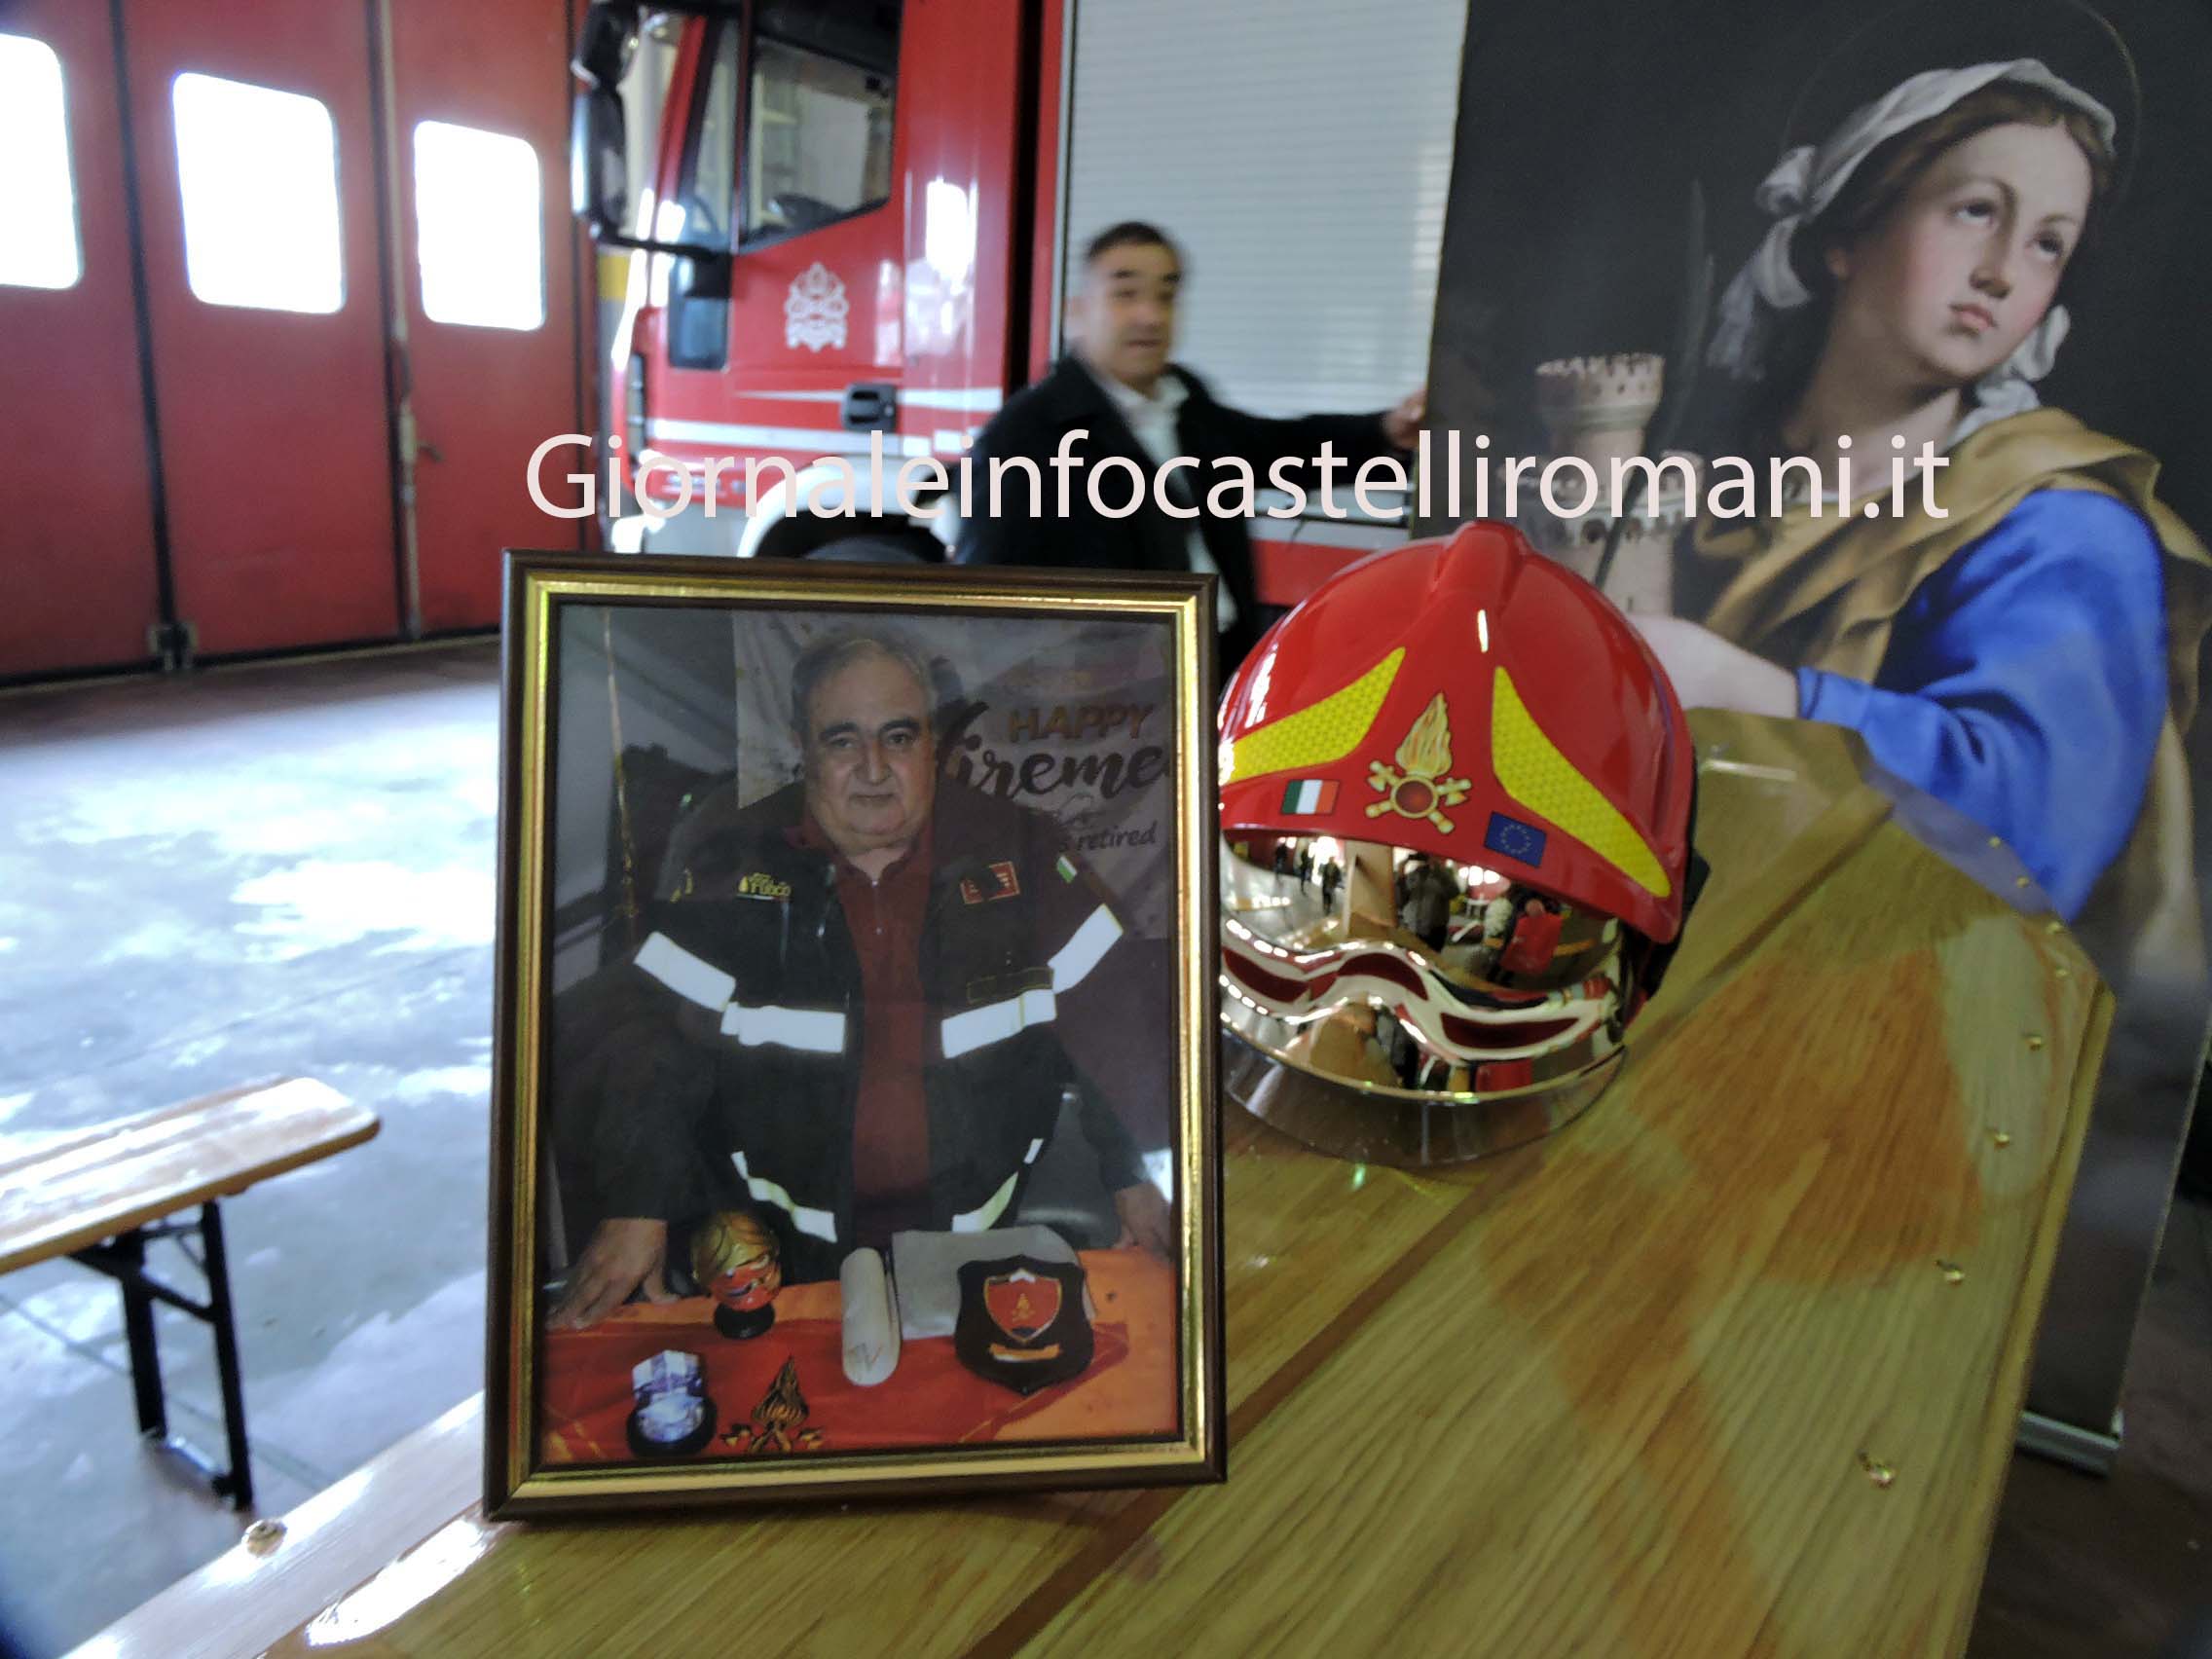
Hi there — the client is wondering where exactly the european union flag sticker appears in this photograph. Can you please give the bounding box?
[1483,811,1547,867]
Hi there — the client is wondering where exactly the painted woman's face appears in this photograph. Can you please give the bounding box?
[1824,121,2094,390]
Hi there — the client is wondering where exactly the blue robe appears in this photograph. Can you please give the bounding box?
[1794,489,2167,919]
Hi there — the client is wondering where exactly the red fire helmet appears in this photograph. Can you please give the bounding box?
[1216,520,1702,1165]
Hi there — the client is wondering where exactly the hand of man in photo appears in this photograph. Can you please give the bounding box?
[1383,387,1427,450]
[1111,1180,1175,1262]
[550,1217,677,1328]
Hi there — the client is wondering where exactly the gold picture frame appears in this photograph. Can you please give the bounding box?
[486,553,1224,1516]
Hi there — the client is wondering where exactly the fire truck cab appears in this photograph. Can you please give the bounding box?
[571,0,1461,590]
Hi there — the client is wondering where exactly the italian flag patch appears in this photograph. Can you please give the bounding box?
[1056,855,1078,883]
[1280,778,1339,815]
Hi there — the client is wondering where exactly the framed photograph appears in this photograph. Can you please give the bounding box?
[485,553,1224,1515]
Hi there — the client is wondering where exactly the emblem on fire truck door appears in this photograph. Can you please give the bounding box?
[785,262,850,352]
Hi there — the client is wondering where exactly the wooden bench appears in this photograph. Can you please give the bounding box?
[0,1078,377,1511]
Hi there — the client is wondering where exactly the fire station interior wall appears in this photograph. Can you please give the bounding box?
[1058,0,1468,418]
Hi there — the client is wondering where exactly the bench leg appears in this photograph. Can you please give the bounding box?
[73,1204,255,1511]
[199,1201,254,1511]
[114,1229,168,1441]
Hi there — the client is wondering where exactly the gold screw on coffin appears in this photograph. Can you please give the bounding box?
[1987,835,2004,848]
[1990,1130,2013,1149]
[2053,965,2071,979]
[1936,1260,1966,1285]
[1858,1453,1897,1489]
[242,1519,286,1556]
[2015,875,2033,889]
[2045,920,2064,936]
[2026,1035,2046,1051]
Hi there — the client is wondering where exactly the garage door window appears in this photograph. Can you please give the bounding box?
[171,72,344,313]
[0,34,82,290]
[412,120,544,330]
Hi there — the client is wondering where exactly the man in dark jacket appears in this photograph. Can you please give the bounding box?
[550,631,1168,1326]
[955,221,1422,667]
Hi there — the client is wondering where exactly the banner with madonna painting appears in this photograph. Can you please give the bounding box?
[1420,0,2212,1447]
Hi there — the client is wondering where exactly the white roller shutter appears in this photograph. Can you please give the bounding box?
[1059,0,1466,418]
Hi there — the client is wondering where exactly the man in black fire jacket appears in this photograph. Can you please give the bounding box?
[550,631,1169,1326]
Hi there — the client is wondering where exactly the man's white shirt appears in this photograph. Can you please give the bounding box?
[1088,362,1239,632]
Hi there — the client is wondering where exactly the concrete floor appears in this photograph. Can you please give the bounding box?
[0,641,2205,1656]
[0,644,499,1657]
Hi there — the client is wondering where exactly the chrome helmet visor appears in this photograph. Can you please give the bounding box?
[1219,832,1638,1164]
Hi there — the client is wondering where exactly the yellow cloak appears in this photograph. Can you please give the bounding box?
[1685,408,2212,990]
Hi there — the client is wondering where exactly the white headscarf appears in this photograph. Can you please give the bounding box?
[1708,59,2117,437]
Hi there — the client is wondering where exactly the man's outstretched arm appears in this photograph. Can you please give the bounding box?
[546,962,719,1327]
[1197,380,1423,478]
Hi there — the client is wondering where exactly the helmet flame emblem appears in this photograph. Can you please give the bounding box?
[1366,693,1472,833]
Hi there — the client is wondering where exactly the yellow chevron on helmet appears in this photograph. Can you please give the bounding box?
[1221,647,1404,786]
[1491,666,1671,899]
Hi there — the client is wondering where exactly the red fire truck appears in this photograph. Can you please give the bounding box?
[569,0,1463,596]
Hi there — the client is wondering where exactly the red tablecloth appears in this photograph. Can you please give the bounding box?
[540,1248,1178,1464]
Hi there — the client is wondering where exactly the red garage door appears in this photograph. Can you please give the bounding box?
[389,0,588,632]
[121,0,401,659]
[0,0,581,680]
[0,4,165,679]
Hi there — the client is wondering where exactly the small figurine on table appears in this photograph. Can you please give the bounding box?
[689,1207,783,1341]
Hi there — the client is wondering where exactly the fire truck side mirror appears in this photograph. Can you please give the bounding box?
[571,1,636,241]
[571,83,629,237]
[569,2,729,262]
[572,1,637,89]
